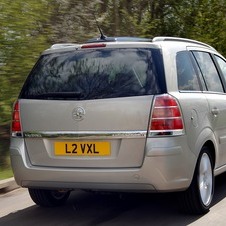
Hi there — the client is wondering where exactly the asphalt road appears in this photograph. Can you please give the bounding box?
[1,174,226,226]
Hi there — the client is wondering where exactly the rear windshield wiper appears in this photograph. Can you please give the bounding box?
[28,92,84,100]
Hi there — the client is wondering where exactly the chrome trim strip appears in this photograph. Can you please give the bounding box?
[11,132,23,138]
[148,129,184,137]
[23,131,147,139]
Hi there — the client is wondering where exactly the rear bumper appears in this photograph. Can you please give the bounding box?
[10,136,196,192]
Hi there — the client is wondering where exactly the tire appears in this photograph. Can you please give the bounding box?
[28,188,70,207]
[180,146,214,214]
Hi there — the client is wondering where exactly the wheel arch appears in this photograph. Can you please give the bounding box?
[189,139,216,187]
[202,140,216,168]
[187,127,218,188]
[194,127,218,169]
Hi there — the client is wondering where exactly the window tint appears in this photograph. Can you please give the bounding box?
[192,51,223,92]
[20,48,165,100]
[176,51,200,91]
[215,55,226,81]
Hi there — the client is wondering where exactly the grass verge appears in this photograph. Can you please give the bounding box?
[0,167,13,180]
[0,123,12,180]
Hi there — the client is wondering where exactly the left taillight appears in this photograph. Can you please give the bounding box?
[11,101,22,137]
[148,94,184,136]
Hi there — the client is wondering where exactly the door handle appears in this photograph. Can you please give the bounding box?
[211,108,219,117]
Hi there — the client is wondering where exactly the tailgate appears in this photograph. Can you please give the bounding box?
[20,96,153,168]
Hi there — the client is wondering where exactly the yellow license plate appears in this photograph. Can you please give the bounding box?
[54,141,111,156]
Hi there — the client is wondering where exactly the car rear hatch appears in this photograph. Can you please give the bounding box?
[17,43,165,168]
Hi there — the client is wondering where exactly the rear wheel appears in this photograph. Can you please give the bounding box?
[28,188,70,207]
[181,146,214,214]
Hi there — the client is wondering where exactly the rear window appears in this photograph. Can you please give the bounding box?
[20,48,165,100]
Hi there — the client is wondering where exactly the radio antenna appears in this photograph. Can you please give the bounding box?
[93,13,106,40]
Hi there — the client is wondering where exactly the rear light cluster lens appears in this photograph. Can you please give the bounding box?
[12,101,22,136]
[149,94,184,136]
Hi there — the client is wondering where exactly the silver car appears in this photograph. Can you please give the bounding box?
[10,36,226,214]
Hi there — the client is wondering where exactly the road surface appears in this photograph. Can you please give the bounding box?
[1,174,226,225]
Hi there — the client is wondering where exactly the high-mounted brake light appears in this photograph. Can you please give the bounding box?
[81,43,106,49]
[11,101,22,137]
[149,94,184,136]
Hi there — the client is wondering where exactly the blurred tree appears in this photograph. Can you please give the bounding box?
[0,0,54,124]
[96,0,149,37]
[140,0,226,55]
[188,0,226,55]
[1,0,226,169]
[48,0,102,43]
[1,0,226,126]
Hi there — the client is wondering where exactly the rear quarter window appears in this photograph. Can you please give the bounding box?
[20,48,166,100]
[176,51,201,91]
[215,55,226,82]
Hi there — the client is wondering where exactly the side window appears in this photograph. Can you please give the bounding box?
[192,51,224,92]
[176,51,201,91]
[215,55,226,81]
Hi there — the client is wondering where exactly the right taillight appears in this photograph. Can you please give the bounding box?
[149,94,184,136]
[11,100,22,137]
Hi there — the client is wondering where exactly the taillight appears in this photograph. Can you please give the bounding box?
[11,101,22,137]
[149,94,184,136]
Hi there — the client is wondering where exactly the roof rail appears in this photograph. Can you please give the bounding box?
[86,37,152,43]
[50,43,79,49]
[153,36,215,50]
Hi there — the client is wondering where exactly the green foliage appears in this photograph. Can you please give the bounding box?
[1,0,226,175]
[1,0,226,125]
[0,0,54,124]
[0,167,13,180]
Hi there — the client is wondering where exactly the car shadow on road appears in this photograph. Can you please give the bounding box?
[212,172,226,205]
[2,174,226,226]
